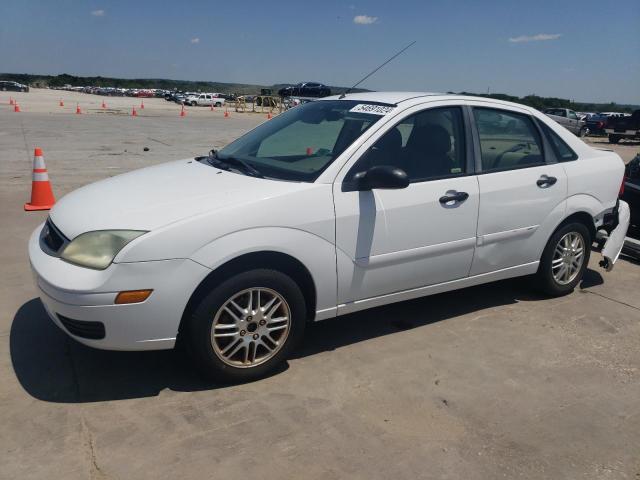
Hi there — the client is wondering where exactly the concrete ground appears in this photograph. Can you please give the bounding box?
[1,89,639,479]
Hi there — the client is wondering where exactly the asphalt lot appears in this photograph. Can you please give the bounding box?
[1,89,639,479]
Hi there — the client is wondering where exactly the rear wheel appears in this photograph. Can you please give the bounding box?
[191,101,197,107]
[185,269,306,383]
[536,222,591,296]
[608,134,621,144]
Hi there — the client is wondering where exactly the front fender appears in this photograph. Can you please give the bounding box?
[190,227,337,319]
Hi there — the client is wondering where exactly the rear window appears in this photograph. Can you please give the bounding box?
[539,122,578,162]
[473,108,544,172]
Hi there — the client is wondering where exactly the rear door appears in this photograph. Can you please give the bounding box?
[470,104,567,275]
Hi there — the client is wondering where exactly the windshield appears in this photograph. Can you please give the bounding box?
[215,100,390,182]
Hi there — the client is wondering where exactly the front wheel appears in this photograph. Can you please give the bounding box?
[191,101,197,107]
[609,134,620,144]
[536,222,591,296]
[185,269,306,383]
[579,126,589,138]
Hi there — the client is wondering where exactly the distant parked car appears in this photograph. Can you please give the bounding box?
[278,82,331,98]
[0,80,29,92]
[136,90,155,98]
[605,110,640,144]
[618,154,640,257]
[543,108,588,137]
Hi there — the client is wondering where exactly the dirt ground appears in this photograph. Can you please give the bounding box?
[1,89,639,479]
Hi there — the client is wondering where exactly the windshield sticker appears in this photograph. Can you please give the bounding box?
[349,104,396,116]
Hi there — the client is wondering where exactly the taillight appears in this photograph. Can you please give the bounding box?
[597,121,604,129]
[619,177,626,197]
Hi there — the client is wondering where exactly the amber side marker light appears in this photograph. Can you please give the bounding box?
[115,289,153,305]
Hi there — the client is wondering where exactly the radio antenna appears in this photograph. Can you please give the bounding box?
[339,40,416,99]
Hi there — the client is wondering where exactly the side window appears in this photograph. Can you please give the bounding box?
[539,122,578,162]
[568,111,578,120]
[473,108,544,172]
[351,106,466,183]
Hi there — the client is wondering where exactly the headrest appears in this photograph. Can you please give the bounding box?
[407,124,451,154]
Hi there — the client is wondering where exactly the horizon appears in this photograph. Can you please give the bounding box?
[1,0,639,104]
[6,71,638,107]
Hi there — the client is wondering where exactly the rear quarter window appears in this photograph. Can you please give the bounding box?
[538,122,578,162]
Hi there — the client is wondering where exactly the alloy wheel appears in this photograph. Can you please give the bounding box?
[211,288,291,368]
[551,232,585,285]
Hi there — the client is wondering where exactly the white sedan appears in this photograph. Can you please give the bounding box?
[29,92,629,382]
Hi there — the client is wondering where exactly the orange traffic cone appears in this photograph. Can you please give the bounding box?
[267,113,272,119]
[131,106,137,116]
[140,100,144,109]
[224,108,229,118]
[101,100,106,109]
[76,104,82,114]
[59,99,64,107]
[24,148,56,211]
[210,103,214,111]
[9,97,14,106]
[14,103,21,112]
[180,105,186,117]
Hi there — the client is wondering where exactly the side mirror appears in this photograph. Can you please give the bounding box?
[353,165,410,191]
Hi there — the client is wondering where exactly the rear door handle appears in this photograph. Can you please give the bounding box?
[439,191,469,205]
[536,175,557,188]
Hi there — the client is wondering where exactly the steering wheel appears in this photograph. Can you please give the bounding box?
[492,143,527,169]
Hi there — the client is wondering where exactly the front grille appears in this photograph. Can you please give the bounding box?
[40,219,68,256]
[57,315,106,340]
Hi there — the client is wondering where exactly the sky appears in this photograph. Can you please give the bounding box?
[1,0,639,104]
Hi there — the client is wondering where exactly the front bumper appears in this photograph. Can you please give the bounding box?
[29,224,211,351]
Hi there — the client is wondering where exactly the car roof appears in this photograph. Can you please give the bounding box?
[321,91,540,113]
[323,91,441,105]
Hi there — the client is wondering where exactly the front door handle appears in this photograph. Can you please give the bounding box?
[439,191,469,205]
[536,175,557,188]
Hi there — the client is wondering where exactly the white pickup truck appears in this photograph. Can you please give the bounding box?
[185,93,225,107]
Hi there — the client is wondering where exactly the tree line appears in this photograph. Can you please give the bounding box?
[2,73,637,112]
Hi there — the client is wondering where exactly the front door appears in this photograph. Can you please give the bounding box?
[333,105,480,307]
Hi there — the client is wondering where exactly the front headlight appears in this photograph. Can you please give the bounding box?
[60,230,147,270]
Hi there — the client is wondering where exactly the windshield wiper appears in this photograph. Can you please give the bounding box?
[207,150,264,178]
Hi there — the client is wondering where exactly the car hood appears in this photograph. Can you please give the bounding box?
[50,159,311,239]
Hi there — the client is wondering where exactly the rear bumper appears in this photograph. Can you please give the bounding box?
[599,200,631,271]
[605,129,640,137]
[29,224,211,351]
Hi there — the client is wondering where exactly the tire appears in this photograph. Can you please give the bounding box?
[609,134,620,144]
[536,222,591,297]
[191,101,197,107]
[579,126,588,138]
[185,269,306,383]
[215,102,222,107]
